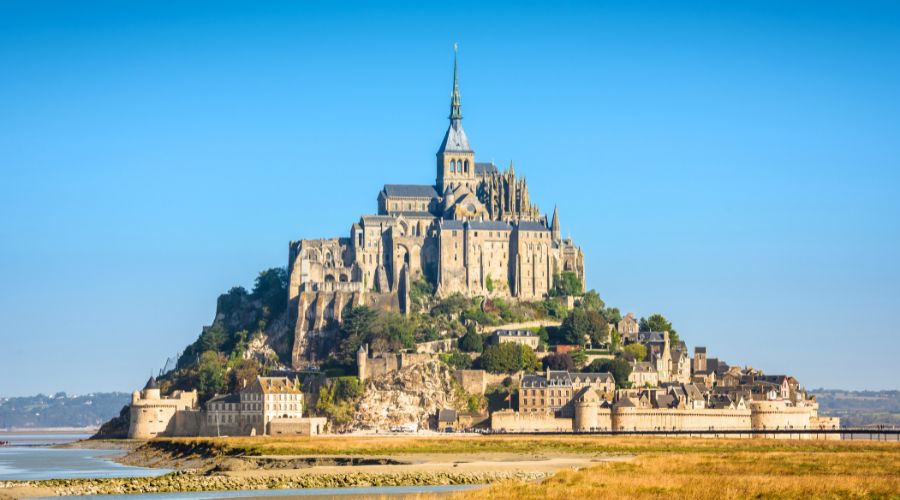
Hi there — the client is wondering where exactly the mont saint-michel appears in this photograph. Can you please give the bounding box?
[4,4,900,494]
[100,52,843,445]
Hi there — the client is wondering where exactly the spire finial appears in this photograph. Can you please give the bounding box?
[450,43,462,123]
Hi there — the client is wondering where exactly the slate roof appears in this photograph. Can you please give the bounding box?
[382,184,440,198]
[469,220,512,231]
[522,371,573,388]
[207,393,240,406]
[440,220,466,230]
[475,162,498,175]
[517,220,549,232]
[144,376,158,390]
[494,329,538,338]
[438,408,458,423]
[638,331,666,343]
[394,211,434,218]
[632,362,655,373]
[572,372,615,385]
[438,121,472,153]
[695,346,707,354]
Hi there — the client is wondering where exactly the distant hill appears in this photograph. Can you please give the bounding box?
[813,389,900,428]
[0,392,130,429]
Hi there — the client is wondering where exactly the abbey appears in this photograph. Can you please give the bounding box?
[287,51,584,368]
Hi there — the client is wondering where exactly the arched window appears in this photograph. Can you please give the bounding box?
[464,160,469,173]
[450,160,456,173]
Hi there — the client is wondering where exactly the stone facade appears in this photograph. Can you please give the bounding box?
[128,376,327,438]
[128,377,197,439]
[492,329,540,349]
[286,50,584,369]
[520,369,615,417]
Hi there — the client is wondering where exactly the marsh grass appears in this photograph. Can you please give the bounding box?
[447,443,900,499]
[159,434,899,458]
[156,435,900,498]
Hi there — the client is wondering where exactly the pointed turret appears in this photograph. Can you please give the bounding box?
[551,206,561,241]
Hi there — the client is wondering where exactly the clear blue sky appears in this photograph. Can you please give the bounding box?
[1,1,898,396]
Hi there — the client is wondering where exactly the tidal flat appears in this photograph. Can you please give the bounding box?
[1,435,898,498]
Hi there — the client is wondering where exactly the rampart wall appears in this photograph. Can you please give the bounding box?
[490,410,573,432]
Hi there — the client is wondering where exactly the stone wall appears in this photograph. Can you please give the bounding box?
[749,401,819,431]
[455,370,486,395]
[490,410,573,432]
[492,401,834,436]
[173,410,202,437]
[359,350,434,384]
[268,417,328,436]
[612,407,751,431]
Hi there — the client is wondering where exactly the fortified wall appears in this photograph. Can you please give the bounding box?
[493,401,838,437]
[356,344,433,384]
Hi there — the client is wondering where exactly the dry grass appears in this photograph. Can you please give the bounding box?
[448,441,900,499]
[161,434,899,458]
[159,435,900,499]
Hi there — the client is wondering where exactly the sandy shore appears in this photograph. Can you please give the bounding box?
[1,439,630,498]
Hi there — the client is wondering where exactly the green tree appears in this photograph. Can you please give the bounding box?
[570,349,587,368]
[227,358,260,394]
[584,358,632,389]
[442,351,474,370]
[580,290,605,312]
[251,267,289,319]
[603,307,622,325]
[609,329,622,352]
[639,313,679,345]
[480,343,540,373]
[337,306,379,365]
[551,272,583,297]
[458,330,484,353]
[197,350,227,401]
[199,323,227,353]
[542,352,575,371]
[485,274,494,293]
[623,343,647,362]
[560,308,609,346]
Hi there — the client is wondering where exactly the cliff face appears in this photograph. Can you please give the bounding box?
[351,359,463,431]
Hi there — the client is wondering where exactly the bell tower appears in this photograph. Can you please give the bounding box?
[437,44,476,193]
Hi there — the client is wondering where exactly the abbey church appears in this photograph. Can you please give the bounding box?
[287,51,584,368]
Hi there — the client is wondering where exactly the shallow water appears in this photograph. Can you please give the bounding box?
[0,432,171,480]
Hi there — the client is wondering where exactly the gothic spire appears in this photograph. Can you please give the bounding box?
[450,43,462,122]
[551,206,561,241]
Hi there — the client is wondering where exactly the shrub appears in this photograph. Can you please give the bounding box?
[480,343,540,374]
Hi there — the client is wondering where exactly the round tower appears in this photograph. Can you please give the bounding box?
[575,400,599,432]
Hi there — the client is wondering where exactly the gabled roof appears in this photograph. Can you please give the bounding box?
[206,393,240,406]
[573,372,615,385]
[475,162,498,175]
[638,331,666,343]
[438,408,458,423]
[394,211,434,219]
[439,220,466,230]
[382,184,440,198]
[247,376,301,395]
[517,220,549,232]
[468,220,512,231]
[494,329,537,338]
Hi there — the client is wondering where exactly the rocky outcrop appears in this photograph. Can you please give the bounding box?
[352,358,463,431]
